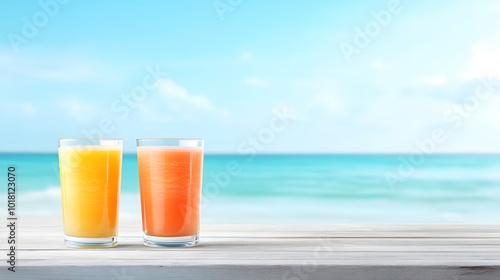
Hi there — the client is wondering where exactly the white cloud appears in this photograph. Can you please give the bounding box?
[461,42,500,79]
[145,79,228,121]
[307,92,346,115]
[425,76,447,86]
[240,51,253,62]
[22,103,37,116]
[0,51,119,83]
[372,60,391,71]
[292,79,344,115]
[476,95,500,124]
[291,79,336,91]
[158,79,216,112]
[443,94,500,152]
[0,101,38,119]
[60,98,94,122]
[245,76,268,88]
[138,102,172,122]
[32,66,103,82]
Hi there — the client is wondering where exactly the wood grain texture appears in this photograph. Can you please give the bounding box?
[2,219,500,279]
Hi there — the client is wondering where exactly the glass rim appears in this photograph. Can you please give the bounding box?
[136,138,203,141]
[59,138,123,141]
[58,138,123,147]
[137,138,203,148]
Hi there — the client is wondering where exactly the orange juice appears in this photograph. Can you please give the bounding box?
[137,146,203,237]
[58,146,122,238]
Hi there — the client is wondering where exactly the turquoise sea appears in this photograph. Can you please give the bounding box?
[1,153,499,224]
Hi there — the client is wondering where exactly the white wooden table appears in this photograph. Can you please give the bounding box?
[3,219,500,280]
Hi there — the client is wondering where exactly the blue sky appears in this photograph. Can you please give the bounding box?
[1,0,500,153]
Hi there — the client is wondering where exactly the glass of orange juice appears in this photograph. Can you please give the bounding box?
[58,139,122,248]
[137,138,204,247]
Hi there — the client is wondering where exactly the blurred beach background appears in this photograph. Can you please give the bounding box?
[1,153,499,224]
[1,0,500,224]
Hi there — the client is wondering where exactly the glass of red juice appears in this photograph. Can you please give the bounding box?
[136,138,204,247]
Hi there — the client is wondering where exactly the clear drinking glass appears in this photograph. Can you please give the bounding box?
[137,138,204,247]
[58,139,122,248]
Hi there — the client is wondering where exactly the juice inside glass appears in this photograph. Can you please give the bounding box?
[137,138,204,247]
[58,139,122,248]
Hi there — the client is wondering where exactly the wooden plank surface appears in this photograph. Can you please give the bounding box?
[2,219,500,279]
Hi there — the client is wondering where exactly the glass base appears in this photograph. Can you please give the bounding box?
[64,235,117,248]
[143,233,199,247]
